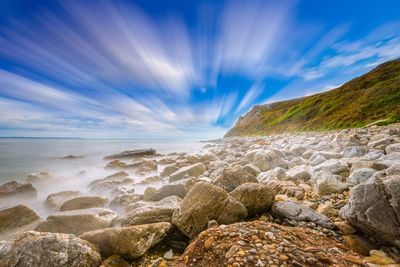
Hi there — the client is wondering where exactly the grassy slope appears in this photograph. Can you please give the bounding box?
[225,59,400,137]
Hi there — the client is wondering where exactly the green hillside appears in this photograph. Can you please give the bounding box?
[225,59,400,137]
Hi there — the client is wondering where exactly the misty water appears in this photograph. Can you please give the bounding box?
[0,137,207,217]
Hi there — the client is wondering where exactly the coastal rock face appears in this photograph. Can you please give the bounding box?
[172,182,247,238]
[0,231,101,267]
[0,181,37,199]
[213,165,258,192]
[44,191,81,211]
[35,208,117,236]
[271,201,335,229]
[117,196,181,226]
[174,221,364,267]
[169,163,206,182]
[0,205,42,241]
[340,175,400,247]
[253,150,288,171]
[104,148,156,159]
[80,222,172,259]
[59,196,109,211]
[229,183,275,216]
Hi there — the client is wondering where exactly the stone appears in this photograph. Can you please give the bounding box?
[0,205,42,241]
[104,149,156,159]
[335,221,356,234]
[286,165,312,181]
[364,250,396,265]
[80,222,172,259]
[386,143,400,154]
[340,175,400,247]
[0,181,37,199]
[342,234,377,256]
[311,171,348,195]
[44,191,81,211]
[117,196,181,226]
[264,180,305,199]
[59,196,109,211]
[243,164,261,177]
[257,167,288,183]
[90,178,134,195]
[316,201,334,216]
[172,182,247,238]
[160,165,179,178]
[100,255,130,267]
[313,159,349,176]
[213,165,258,192]
[169,163,206,182]
[0,231,101,267]
[368,137,395,150]
[229,183,275,216]
[271,201,334,229]
[35,208,117,236]
[253,150,288,171]
[108,194,143,210]
[105,160,127,169]
[346,168,376,187]
[88,171,129,187]
[25,172,53,184]
[148,180,188,201]
[342,145,368,158]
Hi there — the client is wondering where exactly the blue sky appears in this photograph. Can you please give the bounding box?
[0,0,399,139]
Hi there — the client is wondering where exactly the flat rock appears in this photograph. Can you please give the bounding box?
[35,208,117,236]
[0,181,37,199]
[169,163,206,182]
[147,181,188,201]
[60,196,109,211]
[0,231,101,267]
[44,191,81,211]
[80,222,172,259]
[104,149,156,159]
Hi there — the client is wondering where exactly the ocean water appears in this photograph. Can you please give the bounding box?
[0,137,207,216]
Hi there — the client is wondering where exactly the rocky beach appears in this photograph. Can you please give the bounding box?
[0,123,399,266]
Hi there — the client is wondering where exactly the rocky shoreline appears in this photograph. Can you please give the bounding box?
[1,123,400,266]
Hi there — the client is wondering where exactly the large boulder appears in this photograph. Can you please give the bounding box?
[44,191,81,211]
[35,208,116,236]
[88,171,129,187]
[169,163,206,182]
[313,159,349,176]
[229,183,275,216]
[80,222,172,259]
[386,143,400,154]
[340,175,400,247]
[286,165,312,182]
[117,196,181,226]
[0,205,42,241]
[172,182,247,238]
[311,171,348,195]
[90,178,135,195]
[346,168,376,187]
[342,145,368,158]
[257,167,288,183]
[253,150,288,171]
[0,231,101,267]
[59,196,109,211]
[104,148,156,159]
[213,165,258,192]
[0,181,37,199]
[264,180,305,200]
[147,180,188,201]
[271,201,334,229]
[108,194,143,211]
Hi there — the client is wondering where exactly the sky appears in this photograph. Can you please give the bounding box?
[0,0,399,139]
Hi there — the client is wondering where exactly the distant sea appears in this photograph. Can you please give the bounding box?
[0,137,206,183]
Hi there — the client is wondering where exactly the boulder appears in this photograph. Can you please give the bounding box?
[0,231,101,267]
[257,167,288,183]
[100,255,130,267]
[342,146,368,158]
[313,159,349,176]
[44,191,81,211]
[25,172,53,184]
[346,168,376,187]
[90,178,135,195]
[253,150,288,171]
[368,137,395,150]
[108,194,143,211]
[243,163,261,177]
[229,183,275,216]
[340,175,400,247]
[0,181,37,199]
[88,171,129,187]
[286,165,312,181]
[271,201,334,229]
[104,149,156,159]
[172,182,247,238]
[213,165,258,192]
[105,160,127,169]
[386,143,400,154]
[35,208,117,236]
[169,163,206,182]
[147,181,188,201]
[160,165,179,178]
[60,196,109,211]
[117,196,181,226]
[311,171,348,195]
[0,205,42,241]
[80,222,172,259]
[264,180,305,200]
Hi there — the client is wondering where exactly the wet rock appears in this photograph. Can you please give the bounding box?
[271,201,334,229]
[104,148,156,159]
[172,182,247,238]
[213,165,258,192]
[0,205,42,241]
[117,196,181,226]
[59,196,109,211]
[44,191,81,211]
[340,175,400,247]
[36,208,117,236]
[0,181,37,199]
[0,231,101,267]
[80,222,172,259]
[229,183,275,216]
[169,163,206,182]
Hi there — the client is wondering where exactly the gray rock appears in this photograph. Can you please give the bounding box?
[172,182,247,238]
[0,231,101,267]
[386,143,400,154]
[271,201,334,229]
[257,167,288,183]
[214,165,258,192]
[340,175,400,247]
[80,222,172,259]
[311,171,348,195]
[346,168,376,187]
[286,165,312,181]
[253,150,288,171]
